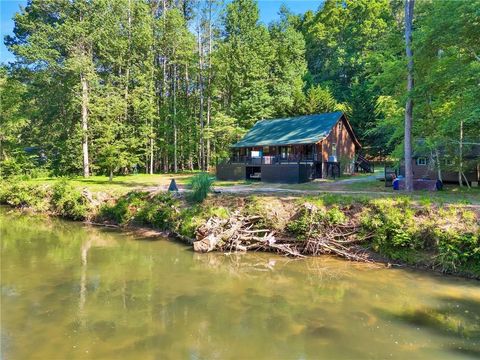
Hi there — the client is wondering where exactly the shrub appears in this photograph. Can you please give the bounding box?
[51,180,90,220]
[100,191,148,224]
[0,181,50,211]
[360,199,420,262]
[135,192,179,230]
[435,229,480,274]
[99,191,180,230]
[189,173,214,203]
[326,206,347,224]
[176,205,230,238]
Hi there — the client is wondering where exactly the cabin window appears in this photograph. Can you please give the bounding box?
[416,157,427,166]
[305,144,314,156]
[251,150,261,158]
[331,143,337,157]
[280,146,290,159]
[338,121,343,132]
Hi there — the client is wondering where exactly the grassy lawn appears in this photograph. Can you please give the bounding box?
[15,170,480,205]
[23,173,198,195]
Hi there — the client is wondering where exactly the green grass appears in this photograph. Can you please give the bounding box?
[13,171,480,205]
[22,173,198,195]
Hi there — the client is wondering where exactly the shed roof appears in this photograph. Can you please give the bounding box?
[232,111,346,148]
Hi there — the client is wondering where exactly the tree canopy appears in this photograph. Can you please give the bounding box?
[1,0,478,179]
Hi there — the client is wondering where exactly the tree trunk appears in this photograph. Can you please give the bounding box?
[173,64,178,173]
[459,117,464,186]
[149,137,154,174]
[434,148,442,182]
[197,24,205,171]
[109,168,113,182]
[125,0,131,121]
[81,72,90,178]
[205,0,213,170]
[404,0,415,192]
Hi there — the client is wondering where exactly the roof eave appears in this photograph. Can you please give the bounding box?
[231,138,325,148]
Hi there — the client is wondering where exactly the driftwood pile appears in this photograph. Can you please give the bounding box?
[192,204,373,261]
[193,212,303,257]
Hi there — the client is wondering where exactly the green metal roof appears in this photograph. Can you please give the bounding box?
[232,112,343,148]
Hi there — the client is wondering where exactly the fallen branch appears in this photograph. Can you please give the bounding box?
[192,206,370,261]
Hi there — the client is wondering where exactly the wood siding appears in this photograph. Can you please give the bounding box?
[402,162,479,183]
[317,116,358,177]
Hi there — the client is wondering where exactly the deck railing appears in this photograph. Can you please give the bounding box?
[229,154,319,165]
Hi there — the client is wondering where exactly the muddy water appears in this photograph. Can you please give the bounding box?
[1,208,479,359]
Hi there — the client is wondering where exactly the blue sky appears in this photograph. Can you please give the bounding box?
[0,0,323,64]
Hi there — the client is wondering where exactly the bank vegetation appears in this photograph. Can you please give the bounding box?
[1,179,479,279]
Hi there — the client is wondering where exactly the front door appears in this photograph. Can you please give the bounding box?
[315,163,322,178]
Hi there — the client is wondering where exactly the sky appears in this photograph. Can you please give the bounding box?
[0,0,323,64]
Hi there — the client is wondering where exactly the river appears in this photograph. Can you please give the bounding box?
[1,208,479,359]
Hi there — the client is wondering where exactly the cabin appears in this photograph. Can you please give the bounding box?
[216,111,365,183]
[400,144,480,186]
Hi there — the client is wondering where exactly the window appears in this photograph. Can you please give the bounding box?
[416,157,427,166]
[331,143,337,157]
[280,146,290,159]
[251,150,261,158]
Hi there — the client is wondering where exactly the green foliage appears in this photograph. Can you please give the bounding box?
[3,0,478,174]
[100,191,179,230]
[50,180,90,220]
[360,199,420,262]
[177,205,230,238]
[360,200,480,274]
[0,181,50,211]
[436,230,480,274]
[189,173,214,203]
[287,203,347,240]
[0,179,89,219]
[99,191,151,224]
[135,193,178,230]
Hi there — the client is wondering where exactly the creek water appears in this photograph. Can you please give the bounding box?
[1,208,479,359]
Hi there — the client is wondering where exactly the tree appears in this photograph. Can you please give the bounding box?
[215,0,274,128]
[404,0,415,192]
[5,0,105,177]
[300,0,395,148]
[269,6,307,116]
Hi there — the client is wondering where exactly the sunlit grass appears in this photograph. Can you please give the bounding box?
[16,171,480,204]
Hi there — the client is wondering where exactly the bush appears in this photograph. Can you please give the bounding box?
[99,191,180,230]
[0,181,50,211]
[360,199,420,262]
[189,173,214,203]
[51,180,90,220]
[436,230,480,273]
[176,205,230,238]
[100,191,148,224]
[287,203,348,240]
[135,193,179,230]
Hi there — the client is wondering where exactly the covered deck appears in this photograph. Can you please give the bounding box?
[229,144,321,165]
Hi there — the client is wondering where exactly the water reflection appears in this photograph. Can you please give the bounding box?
[1,208,479,359]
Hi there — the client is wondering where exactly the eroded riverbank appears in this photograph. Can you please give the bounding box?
[1,180,479,279]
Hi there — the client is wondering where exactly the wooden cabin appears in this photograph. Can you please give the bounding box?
[216,112,364,183]
[400,144,480,185]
